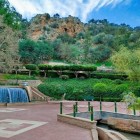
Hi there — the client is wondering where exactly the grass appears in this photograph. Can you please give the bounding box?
[3,74,37,80]
[95,61,112,67]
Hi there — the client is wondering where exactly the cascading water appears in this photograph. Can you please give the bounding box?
[0,88,29,103]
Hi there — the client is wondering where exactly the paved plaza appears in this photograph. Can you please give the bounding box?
[0,102,92,140]
[0,101,139,140]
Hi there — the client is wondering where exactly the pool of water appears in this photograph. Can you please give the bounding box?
[97,123,140,140]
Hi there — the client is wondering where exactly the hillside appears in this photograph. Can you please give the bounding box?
[1,0,140,68]
[22,13,140,65]
[27,14,84,40]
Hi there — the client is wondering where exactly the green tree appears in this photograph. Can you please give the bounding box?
[19,39,54,64]
[111,47,140,82]
[0,0,22,30]
[93,83,107,100]
[123,92,140,110]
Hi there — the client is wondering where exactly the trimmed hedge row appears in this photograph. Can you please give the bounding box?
[38,64,97,71]
[91,71,128,80]
[23,64,128,80]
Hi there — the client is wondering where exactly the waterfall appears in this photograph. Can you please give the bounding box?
[0,87,29,103]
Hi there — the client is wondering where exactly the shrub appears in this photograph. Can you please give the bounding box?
[25,64,37,70]
[50,23,59,28]
[113,79,123,84]
[91,72,127,80]
[93,83,107,97]
[133,86,140,97]
[37,78,130,101]
[59,75,69,80]
[114,84,128,98]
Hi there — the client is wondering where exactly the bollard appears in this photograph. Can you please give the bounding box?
[88,102,90,112]
[75,102,78,112]
[133,107,136,115]
[100,101,102,111]
[90,106,94,121]
[114,102,117,113]
[73,104,76,117]
[60,102,63,114]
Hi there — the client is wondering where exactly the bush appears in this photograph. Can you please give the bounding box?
[50,23,59,28]
[113,79,123,84]
[133,86,140,97]
[37,78,130,101]
[102,98,121,102]
[91,72,127,80]
[93,83,107,96]
[59,75,69,80]
[25,64,37,70]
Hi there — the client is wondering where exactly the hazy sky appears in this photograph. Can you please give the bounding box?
[8,0,140,27]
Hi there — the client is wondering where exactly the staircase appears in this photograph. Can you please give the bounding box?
[30,87,50,102]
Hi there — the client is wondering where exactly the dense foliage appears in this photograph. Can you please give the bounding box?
[37,78,137,101]
[18,17,140,65]
[0,0,23,29]
[111,47,140,82]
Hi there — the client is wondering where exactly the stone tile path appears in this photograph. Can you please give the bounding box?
[0,103,92,140]
[0,119,47,138]
[0,101,139,140]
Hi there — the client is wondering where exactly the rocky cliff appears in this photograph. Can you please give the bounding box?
[27,14,85,41]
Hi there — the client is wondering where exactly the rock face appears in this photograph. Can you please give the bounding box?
[27,14,84,41]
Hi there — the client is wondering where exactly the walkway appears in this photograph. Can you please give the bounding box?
[0,101,139,140]
[0,103,91,140]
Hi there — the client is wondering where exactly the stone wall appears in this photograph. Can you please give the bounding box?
[97,127,128,140]
[57,114,128,140]
[108,117,140,134]
[7,80,42,87]
[57,114,97,129]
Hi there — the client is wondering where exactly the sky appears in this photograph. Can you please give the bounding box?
[8,0,140,27]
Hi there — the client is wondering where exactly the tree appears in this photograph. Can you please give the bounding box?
[89,45,111,63]
[93,83,107,100]
[83,31,92,61]
[19,39,54,64]
[123,92,140,110]
[0,0,22,30]
[0,15,21,73]
[111,47,140,82]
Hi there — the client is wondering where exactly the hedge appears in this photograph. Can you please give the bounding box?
[37,78,130,101]
[25,64,37,70]
[91,72,128,80]
[38,64,97,71]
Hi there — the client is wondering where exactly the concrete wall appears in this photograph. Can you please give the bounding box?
[108,117,140,134]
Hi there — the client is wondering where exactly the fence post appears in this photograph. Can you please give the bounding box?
[90,106,94,121]
[114,101,117,113]
[60,102,63,114]
[133,107,136,115]
[73,104,76,117]
[88,102,90,112]
[75,102,78,112]
[100,101,102,111]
